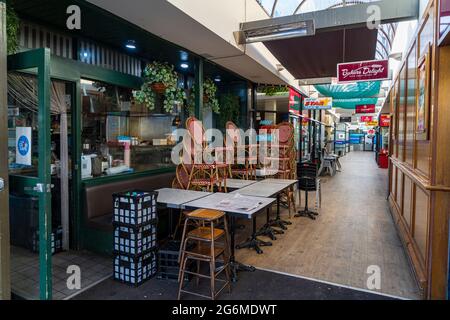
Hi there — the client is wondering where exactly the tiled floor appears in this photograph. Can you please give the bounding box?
[11,246,111,300]
[235,151,422,299]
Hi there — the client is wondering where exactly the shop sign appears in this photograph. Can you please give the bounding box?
[260,120,273,126]
[360,116,373,122]
[288,88,302,115]
[366,121,379,127]
[304,97,333,110]
[356,104,376,114]
[16,127,32,166]
[337,59,389,83]
[380,115,391,127]
[340,116,352,123]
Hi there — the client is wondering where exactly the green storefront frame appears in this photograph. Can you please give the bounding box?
[8,48,52,300]
[7,49,184,299]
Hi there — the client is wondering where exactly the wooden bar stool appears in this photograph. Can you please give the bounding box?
[178,209,231,300]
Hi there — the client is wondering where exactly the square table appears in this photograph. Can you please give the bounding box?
[184,192,276,281]
[259,178,299,185]
[156,188,212,238]
[225,179,258,190]
[231,179,298,242]
[156,188,212,209]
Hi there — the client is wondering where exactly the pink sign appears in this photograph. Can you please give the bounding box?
[337,59,389,83]
[356,104,376,114]
[360,116,373,123]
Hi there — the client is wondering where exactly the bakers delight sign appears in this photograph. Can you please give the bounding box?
[337,59,389,83]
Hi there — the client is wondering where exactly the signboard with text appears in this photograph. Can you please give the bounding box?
[16,127,32,166]
[340,116,352,123]
[288,88,302,115]
[304,97,333,110]
[380,115,391,127]
[337,59,389,83]
[356,104,376,114]
[360,116,373,122]
[366,121,379,127]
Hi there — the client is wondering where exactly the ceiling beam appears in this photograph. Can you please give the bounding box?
[241,0,419,33]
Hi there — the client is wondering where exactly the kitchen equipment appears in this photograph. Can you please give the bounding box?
[101,161,109,173]
[153,138,168,146]
[106,165,130,176]
[81,154,96,179]
[92,157,103,176]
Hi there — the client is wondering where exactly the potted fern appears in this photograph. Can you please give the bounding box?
[135,61,185,113]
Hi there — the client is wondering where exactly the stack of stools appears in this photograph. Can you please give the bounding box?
[178,209,231,300]
[113,190,158,286]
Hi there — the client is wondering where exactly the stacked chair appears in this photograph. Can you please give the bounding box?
[178,209,231,300]
[265,122,297,217]
[226,121,257,180]
[183,117,229,192]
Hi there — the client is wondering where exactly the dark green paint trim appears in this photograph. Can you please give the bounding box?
[81,167,176,188]
[37,48,52,301]
[8,48,53,300]
[50,55,142,88]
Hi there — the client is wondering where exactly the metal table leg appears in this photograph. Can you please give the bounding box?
[236,215,272,254]
[229,216,256,282]
[256,207,283,240]
[269,194,292,230]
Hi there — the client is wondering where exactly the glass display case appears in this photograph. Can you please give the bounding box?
[80,79,178,179]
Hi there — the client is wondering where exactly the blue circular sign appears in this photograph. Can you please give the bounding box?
[17,135,30,156]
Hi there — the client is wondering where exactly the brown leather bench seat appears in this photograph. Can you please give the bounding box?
[84,172,175,232]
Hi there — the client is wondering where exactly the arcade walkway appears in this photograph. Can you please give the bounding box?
[236,152,422,299]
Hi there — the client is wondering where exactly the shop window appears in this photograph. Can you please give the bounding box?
[398,65,407,162]
[405,42,417,167]
[80,79,177,179]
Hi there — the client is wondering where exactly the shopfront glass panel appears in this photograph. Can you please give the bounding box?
[80,79,177,180]
[7,70,41,299]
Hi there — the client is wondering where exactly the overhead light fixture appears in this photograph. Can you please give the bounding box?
[234,19,315,45]
[180,63,189,69]
[125,40,137,50]
[180,51,189,61]
[214,76,221,83]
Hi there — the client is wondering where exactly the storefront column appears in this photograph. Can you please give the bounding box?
[0,0,11,300]
[194,58,204,120]
[250,83,257,129]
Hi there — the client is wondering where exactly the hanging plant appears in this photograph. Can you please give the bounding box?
[134,61,185,113]
[186,78,220,115]
[217,94,240,129]
[6,0,20,54]
[203,78,220,114]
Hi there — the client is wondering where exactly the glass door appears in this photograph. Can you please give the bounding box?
[7,49,52,300]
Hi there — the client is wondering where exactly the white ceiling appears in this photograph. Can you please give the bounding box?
[87,0,290,85]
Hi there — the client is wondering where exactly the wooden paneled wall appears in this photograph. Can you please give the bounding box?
[388,0,450,299]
